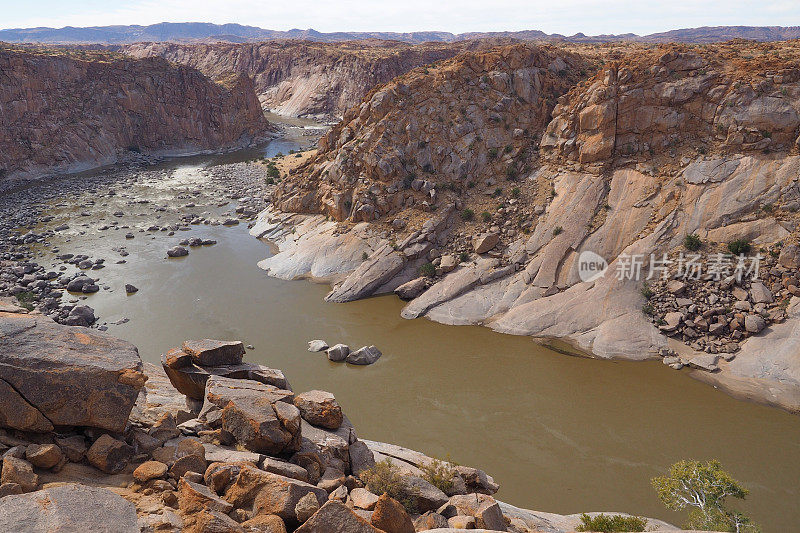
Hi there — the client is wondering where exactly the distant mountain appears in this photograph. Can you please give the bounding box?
[1,22,800,45]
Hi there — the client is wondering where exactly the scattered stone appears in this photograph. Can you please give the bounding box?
[167,246,188,257]
[350,488,379,511]
[87,434,134,474]
[133,460,168,482]
[294,500,378,533]
[182,339,245,366]
[295,491,321,523]
[0,456,38,492]
[472,233,499,254]
[125,283,138,294]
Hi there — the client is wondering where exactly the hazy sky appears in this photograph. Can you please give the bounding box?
[2,0,799,36]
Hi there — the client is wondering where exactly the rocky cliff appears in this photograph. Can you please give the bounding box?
[273,44,590,221]
[254,41,800,414]
[122,40,480,119]
[0,45,270,181]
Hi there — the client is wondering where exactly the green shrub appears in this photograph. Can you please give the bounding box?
[510,187,521,198]
[576,513,646,532]
[361,252,369,261]
[480,211,492,223]
[684,233,702,251]
[360,460,416,513]
[461,208,475,221]
[641,283,654,299]
[420,262,436,277]
[15,291,35,311]
[488,147,499,159]
[420,458,456,495]
[552,226,563,236]
[727,239,751,256]
[458,252,470,263]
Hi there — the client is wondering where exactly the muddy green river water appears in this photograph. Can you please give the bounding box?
[21,134,800,532]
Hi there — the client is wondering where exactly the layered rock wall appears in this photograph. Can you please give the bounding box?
[0,46,270,180]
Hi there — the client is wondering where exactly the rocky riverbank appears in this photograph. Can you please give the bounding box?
[0,159,278,329]
[0,305,692,532]
[252,41,800,415]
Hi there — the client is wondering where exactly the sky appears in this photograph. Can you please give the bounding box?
[1,0,798,36]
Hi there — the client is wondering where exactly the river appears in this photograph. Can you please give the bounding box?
[14,127,800,532]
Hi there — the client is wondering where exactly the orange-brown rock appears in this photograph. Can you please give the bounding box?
[273,43,587,223]
[370,494,415,533]
[542,43,800,168]
[0,45,270,180]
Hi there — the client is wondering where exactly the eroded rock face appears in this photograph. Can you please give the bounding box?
[542,45,800,166]
[0,46,270,180]
[0,312,144,432]
[123,41,473,119]
[272,44,587,223]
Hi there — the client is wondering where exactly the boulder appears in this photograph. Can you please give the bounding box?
[294,390,343,430]
[307,340,328,352]
[394,277,428,300]
[1,456,38,492]
[472,233,499,254]
[397,476,449,513]
[87,434,134,474]
[346,346,382,365]
[370,493,415,533]
[162,353,289,400]
[439,255,458,273]
[350,487,379,511]
[295,500,380,533]
[203,377,299,455]
[134,460,168,482]
[25,444,63,469]
[0,484,138,533]
[167,246,189,257]
[295,491,321,523]
[182,339,245,366]
[252,471,329,527]
[55,435,87,463]
[0,312,144,432]
[745,314,766,333]
[349,440,376,476]
[326,344,350,362]
[178,477,233,514]
[749,281,774,304]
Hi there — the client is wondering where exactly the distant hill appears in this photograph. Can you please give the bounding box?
[1,22,800,44]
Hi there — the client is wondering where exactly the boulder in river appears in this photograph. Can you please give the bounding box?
[326,344,350,362]
[182,339,245,366]
[307,339,328,352]
[346,345,382,365]
[167,246,189,257]
[0,312,145,432]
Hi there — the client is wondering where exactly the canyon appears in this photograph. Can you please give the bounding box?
[1,26,799,533]
[121,40,480,119]
[256,40,800,416]
[0,45,270,182]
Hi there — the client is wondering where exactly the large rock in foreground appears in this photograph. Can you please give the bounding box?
[0,312,145,432]
[0,484,138,533]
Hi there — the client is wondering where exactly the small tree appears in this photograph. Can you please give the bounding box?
[652,460,759,532]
